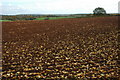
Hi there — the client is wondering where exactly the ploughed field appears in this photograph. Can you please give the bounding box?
[2,17,119,79]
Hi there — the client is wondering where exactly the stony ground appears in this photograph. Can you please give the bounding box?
[2,17,119,80]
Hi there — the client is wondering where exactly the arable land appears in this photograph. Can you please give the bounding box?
[2,16,119,79]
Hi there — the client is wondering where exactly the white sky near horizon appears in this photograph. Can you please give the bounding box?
[0,0,120,15]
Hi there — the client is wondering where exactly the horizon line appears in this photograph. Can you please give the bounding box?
[0,12,119,16]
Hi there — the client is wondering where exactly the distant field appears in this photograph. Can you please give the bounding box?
[35,16,75,20]
[0,20,11,22]
[1,15,114,21]
[0,17,75,21]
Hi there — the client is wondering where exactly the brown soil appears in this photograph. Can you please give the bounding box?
[2,17,119,79]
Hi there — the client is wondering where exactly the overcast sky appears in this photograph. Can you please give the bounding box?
[0,0,119,15]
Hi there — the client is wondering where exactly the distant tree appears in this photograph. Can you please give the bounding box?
[93,7,106,15]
